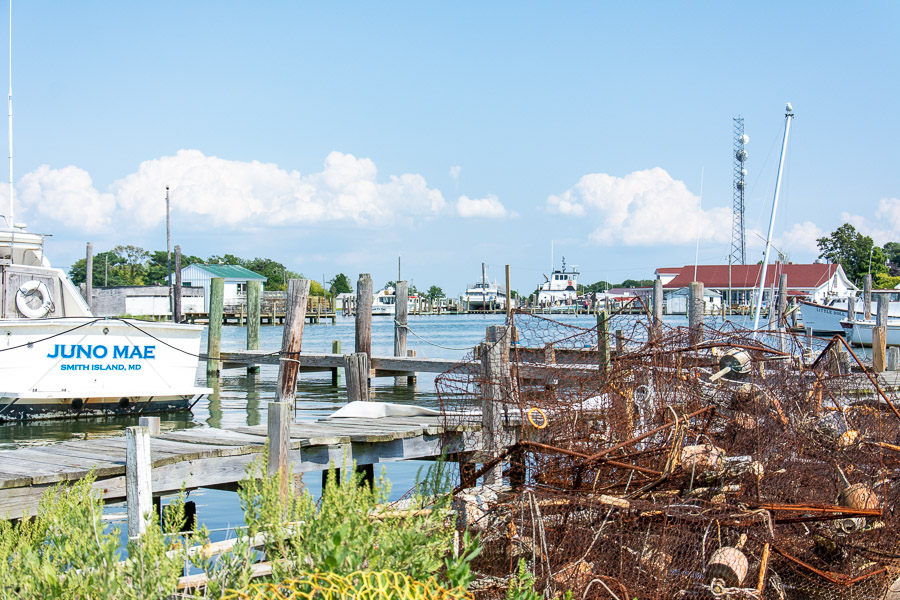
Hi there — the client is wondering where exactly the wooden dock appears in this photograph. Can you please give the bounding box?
[0,414,489,520]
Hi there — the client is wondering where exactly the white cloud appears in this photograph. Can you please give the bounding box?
[455,194,513,219]
[841,197,900,245]
[748,221,825,261]
[18,165,116,232]
[449,165,461,180]
[547,167,732,246]
[15,149,447,233]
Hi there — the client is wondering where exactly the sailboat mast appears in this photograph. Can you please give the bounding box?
[6,0,12,227]
[752,103,795,335]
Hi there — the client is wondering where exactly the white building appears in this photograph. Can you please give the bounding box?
[179,264,268,312]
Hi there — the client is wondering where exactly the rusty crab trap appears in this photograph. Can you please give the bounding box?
[437,310,900,599]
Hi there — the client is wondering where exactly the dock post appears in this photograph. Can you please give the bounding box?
[138,416,160,436]
[277,279,311,404]
[615,329,625,356]
[344,353,369,402]
[407,349,417,386]
[267,401,291,500]
[355,273,373,366]
[776,274,788,328]
[126,425,153,538]
[864,274,872,321]
[597,309,610,376]
[505,264,512,324]
[85,242,93,311]
[480,326,509,485]
[394,281,409,386]
[888,347,899,372]
[873,293,888,373]
[206,277,224,377]
[848,295,857,322]
[652,278,663,338]
[174,245,182,323]
[247,280,262,375]
[331,340,341,385]
[688,282,704,344]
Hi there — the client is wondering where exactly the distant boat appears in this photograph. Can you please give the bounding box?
[840,318,900,346]
[536,257,579,307]
[371,287,418,316]
[800,296,900,334]
[462,280,506,310]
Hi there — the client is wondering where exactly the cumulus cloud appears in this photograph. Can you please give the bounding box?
[841,197,900,245]
[456,194,514,219]
[16,150,447,233]
[547,167,732,246]
[748,221,825,260]
[18,165,116,232]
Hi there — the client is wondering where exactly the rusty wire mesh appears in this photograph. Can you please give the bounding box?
[437,310,900,600]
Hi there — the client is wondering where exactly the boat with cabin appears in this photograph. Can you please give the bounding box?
[371,287,419,316]
[0,225,211,420]
[840,318,900,347]
[799,295,900,335]
[536,257,580,308]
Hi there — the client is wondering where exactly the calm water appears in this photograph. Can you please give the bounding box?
[2,311,748,541]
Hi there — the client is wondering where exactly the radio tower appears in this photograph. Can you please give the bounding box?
[730,117,749,265]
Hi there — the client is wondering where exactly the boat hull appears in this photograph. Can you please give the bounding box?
[841,319,900,346]
[0,317,211,421]
[799,300,853,334]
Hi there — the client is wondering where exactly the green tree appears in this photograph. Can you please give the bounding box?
[69,250,128,286]
[329,273,352,295]
[112,245,150,285]
[145,250,204,286]
[883,241,900,274]
[425,285,444,300]
[816,223,888,284]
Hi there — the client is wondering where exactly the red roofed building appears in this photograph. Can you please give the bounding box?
[654,263,857,307]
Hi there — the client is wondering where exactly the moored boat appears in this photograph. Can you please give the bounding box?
[840,318,900,347]
[536,257,579,307]
[800,297,900,334]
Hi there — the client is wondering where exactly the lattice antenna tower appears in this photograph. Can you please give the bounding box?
[730,117,749,265]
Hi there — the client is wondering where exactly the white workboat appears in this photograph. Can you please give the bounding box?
[462,280,506,310]
[0,226,211,420]
[371,287,419,316]
[800,297,900,334]
[840,318,900,347]
[536,257,579,307]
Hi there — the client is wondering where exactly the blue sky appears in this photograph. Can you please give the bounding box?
[2,2,898,295]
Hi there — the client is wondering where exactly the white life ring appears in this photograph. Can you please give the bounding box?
[16,280,53,319]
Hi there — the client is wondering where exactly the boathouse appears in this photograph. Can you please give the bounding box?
[179,264,268,312]
[655,262,857,306]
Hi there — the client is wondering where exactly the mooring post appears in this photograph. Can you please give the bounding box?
[888,346,899,372]
[247,280,262,375]
[267,400,291,500]
[174,245,183,323]
[597,309,610,375]
[277,279,311,404]
[505,264,512,323]
[394,280,409,386]
[85,242,93,311]
[481,326,509,485]
[138,416,160,436]
[652,278,663,338]
[874,293,889,373]
[206,277,224,377]
[776,274,788,328]
[355,274,373,369]
[331,340,341,385]
[848,295,857,322]
[615,329,625,355]
[688,282,704,344]
[864,274,873,321]
[344,352,369,401]
[126,425,153,538]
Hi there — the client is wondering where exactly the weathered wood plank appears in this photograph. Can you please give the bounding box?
[126,426,153,537]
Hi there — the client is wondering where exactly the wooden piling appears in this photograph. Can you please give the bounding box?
[331,340,341,385]
[138,416,160,436]
[505,264,512,323]
[247,280,262,375]
[207,277,225,377]
[355,274,373,359]
[267,401,291,500]
[126,425,152,538]
[85,242,93,311]
[864,274,872,321]
[888,347,899,372]
[174,245,183,323]
[874,293,888,373]
[652,278,663,337]
[689,281,704,344]
[394,281,408,386]
[848,295,857,322]
[878,293,889,328]
[344,353,369,402]
[407,349,417,386]
[597,309,610,375]
[615,329,625,355]
[276,279,311,404]
[776,274,788,328]
[481,326,509,485]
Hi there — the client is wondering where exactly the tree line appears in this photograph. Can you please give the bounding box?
[816,223,899,287]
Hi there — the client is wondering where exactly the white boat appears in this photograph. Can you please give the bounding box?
[0,226,211,420]
[462,280,506,310]
[536,257,579,307]
[799,297,900,334]
[840,318,900,346]
[371,287,419,316]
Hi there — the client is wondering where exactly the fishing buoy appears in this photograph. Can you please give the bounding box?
[707,544,749,594]
[680,444,725,472]
[837,483,879,533]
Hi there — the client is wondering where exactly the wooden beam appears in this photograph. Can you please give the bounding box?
[126,426,153,538]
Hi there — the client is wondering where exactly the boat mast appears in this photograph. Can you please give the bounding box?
[6,0,12,227]
[752,103,794,336]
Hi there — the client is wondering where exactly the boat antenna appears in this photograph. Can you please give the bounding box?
[6,0,12,227]
[752,103,795,337]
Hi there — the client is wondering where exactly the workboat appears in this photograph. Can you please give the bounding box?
[536,257,579,308]
[0,226,211,420]
[462,280,506,310]
[371,287,418,316]
[799,296,900,334]
[840,318,900,347]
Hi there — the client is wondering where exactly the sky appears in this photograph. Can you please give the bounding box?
[1,2,898,296]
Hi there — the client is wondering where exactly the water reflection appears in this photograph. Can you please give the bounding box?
[205,374,222,430]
